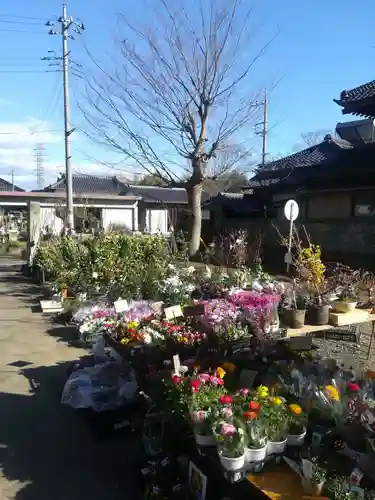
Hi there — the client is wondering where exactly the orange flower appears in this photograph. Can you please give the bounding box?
[244,411,258,420]
[249,400,260,411]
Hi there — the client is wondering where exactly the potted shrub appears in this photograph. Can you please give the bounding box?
[214,419,246,471]
[243,401,268,463]
[263,395,288,455]
[333,287,358,313]
[291,295,308,328]
[307,296,330,326]
[287,403,307,446]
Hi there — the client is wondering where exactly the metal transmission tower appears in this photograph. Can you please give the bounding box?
[34,143,46,189]
[44,4,85,229]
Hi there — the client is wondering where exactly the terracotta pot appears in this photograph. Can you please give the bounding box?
[307,304,330,325]
[292,309,306,329]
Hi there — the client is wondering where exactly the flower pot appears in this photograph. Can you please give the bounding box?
[332,301,357,313]
[287,430,306,446]
[301,478,325,497]
[245,445,267,463]
[194,432,216,446]
[292,309,306,329]
[219,452,245,471]
[267,438,287,455]
[307,305,330,326]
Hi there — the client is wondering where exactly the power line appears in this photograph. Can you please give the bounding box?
[0,69,61,73]
[0,20,42,25]
[0,14,48,21]
[0,130,62,136]
[0,28,46,34]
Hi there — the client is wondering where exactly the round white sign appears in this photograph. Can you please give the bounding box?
[284,199,299,222]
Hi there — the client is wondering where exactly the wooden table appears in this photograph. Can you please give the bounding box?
[247,466,328,499]
[285,313,375,359]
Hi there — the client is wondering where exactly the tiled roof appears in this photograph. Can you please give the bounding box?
[121,185,211,204]
[247,136,352,188]
[335,80,375,105]
[45,175,126,194]
[0,177,24,192]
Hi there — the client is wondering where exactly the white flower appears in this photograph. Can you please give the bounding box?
[167,263,175,271]
[166,276,181,287]
[180,365,188,374]
[187,266,195,274]
[235,238,243,245]
[204,265,212,278]
[186,284,195,293]
[143,333,152,344]
[92,272,98,279]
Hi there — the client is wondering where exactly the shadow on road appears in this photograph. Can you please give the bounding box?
[0,361,142,500]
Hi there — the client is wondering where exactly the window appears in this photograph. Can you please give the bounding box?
[354,191,375,216]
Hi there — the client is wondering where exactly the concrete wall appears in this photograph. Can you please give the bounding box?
[101,207,136,232]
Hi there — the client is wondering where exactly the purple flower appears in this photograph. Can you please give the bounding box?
[237,388,249,396]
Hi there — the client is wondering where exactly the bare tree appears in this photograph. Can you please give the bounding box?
[301,130,331,147]
[80,0,275,255]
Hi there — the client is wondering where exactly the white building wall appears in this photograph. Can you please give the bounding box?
[145,208,168,233]
[101,207,135,231]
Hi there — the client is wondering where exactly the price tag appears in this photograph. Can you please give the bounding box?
[114,299,129,313]
[164,305,183,320]
[173,354,181,376]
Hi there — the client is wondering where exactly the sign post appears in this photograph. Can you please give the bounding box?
[284,199,299,273]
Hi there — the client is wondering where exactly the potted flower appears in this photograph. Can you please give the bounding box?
[287,403,307,446]
[189,372,226,446]
[291,295,309,329]
[300,456,327,497]
[333,287,358,313]
[263,396,289,455]
[214,420,246,471]
[243,401,268,463]
[307,295,330,326]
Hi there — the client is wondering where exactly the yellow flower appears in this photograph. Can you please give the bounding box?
[216,367,226,379]
[270,397,283,406]
[127,321,138,329]
[120,338,131,345]
[324,385,339,401]
[193,364,201,371]
[256,385,269,398]
[289,404,302,415]
[222,362,236,373]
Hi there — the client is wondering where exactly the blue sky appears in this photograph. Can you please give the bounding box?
[0,0,374,189]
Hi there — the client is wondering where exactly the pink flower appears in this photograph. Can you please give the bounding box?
[221,407,233,419]
[198,373,211,383]
[220,423,236,436]
[237,388,249,396]
[210,376,221,385]
[191,410,206,423]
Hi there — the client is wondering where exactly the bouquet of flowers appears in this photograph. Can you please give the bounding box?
[156,264,196,306]
[152,320,206,346]
[199,299,240,330]
[73,306,117,344]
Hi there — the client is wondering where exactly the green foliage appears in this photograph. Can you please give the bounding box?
[34,232,184,298]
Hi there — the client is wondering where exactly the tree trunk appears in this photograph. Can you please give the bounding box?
[186,183,203,257]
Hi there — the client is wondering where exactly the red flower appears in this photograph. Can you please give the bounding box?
[244,410,257,420]
[347,382,361,392]
[248,400,260,411]
[217,378,224,385]
[190,379,201,392]
[219,395,233,404]
[172,375,182,385]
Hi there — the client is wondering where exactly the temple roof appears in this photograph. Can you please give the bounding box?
[334,80,375,117]
[247,135,352,188]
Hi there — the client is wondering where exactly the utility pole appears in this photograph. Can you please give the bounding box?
[255,89,268,165]
[261,89,268,165]
[46,5,85,230]
[34,143,46,190]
